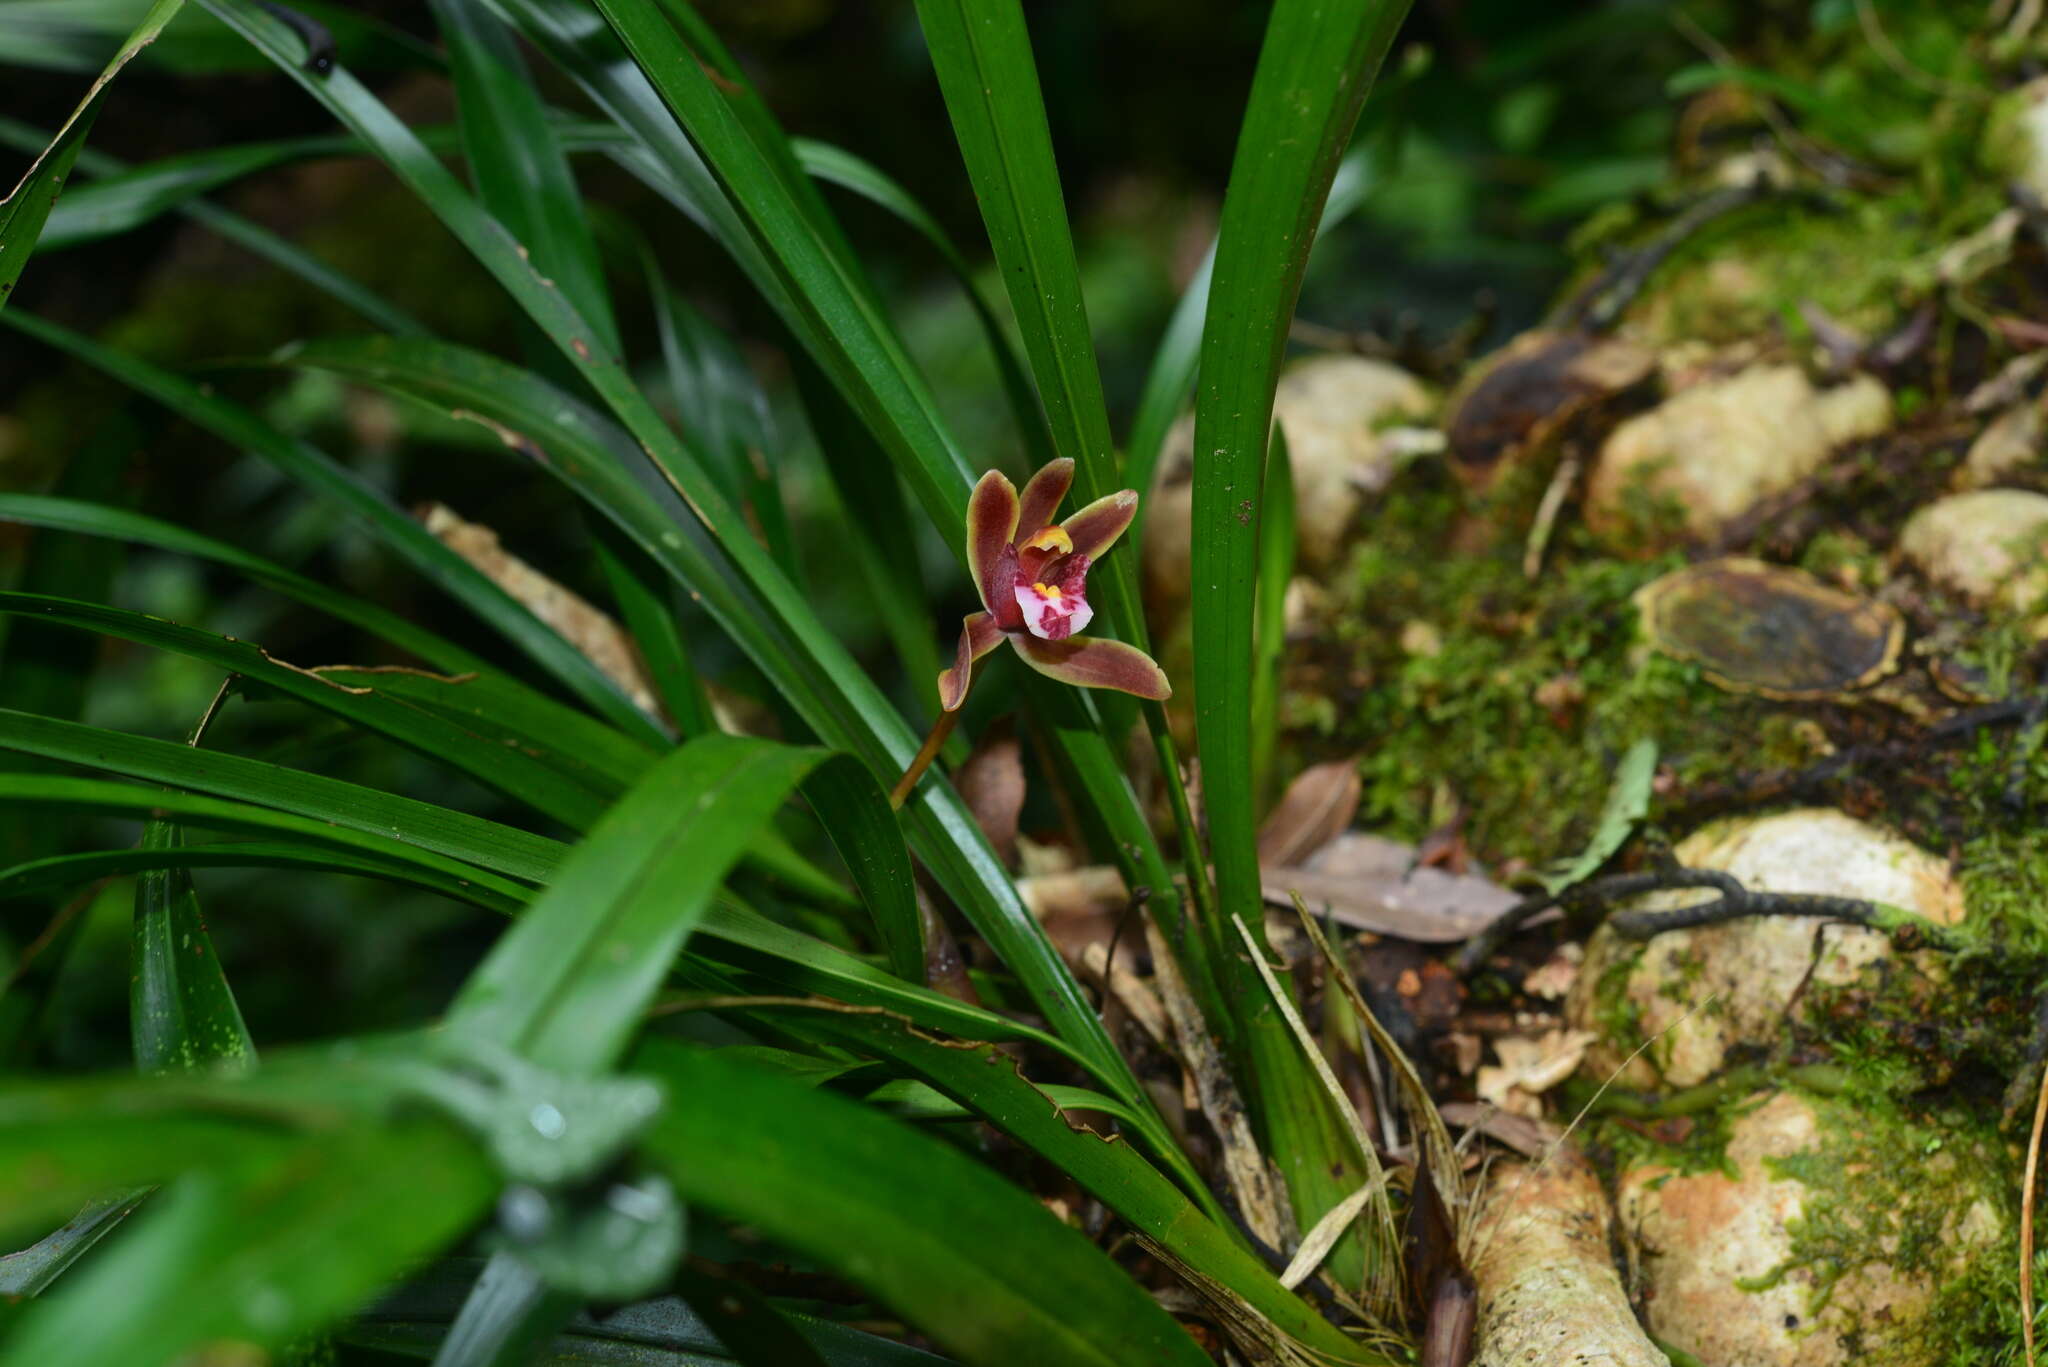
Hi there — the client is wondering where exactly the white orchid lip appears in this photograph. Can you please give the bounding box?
[1015,581,1093,641]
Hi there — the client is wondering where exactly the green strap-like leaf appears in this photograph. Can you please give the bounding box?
[908,0,1142,647]
[636,1046,1214,1367]
[0,835,527,917]
[0,493,491,675]
[1187,0,1410,1287]
[792,137,1054,471]
[0,309,659,743]
[208,0,1145,1112]
[1250,425,1297,815]
[1122,145,1375,529]
[758,1012,1379,1364]
[449,736,877,1074]
[131,822,256,1077]
[0,1121,496,1367]
[0,592,616,832]
[0,711,564,883]
[0,0,187,310]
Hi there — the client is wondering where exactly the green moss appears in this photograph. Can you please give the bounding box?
[1304,462,1818,868]
[1757,1089,2012,1364]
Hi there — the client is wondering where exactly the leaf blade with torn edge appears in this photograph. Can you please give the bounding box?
[0,0,189,310]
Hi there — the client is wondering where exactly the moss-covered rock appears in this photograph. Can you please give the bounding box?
[1617,1088,2007,1367]
[1564,809,1964,1090]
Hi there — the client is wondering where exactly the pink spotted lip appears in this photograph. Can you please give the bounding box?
[938,458,1170,711]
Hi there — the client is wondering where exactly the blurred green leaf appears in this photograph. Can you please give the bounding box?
[131,821,255,1076]
[1188,0,1408,1287]
[793,137,1053,470]
[0,835,527,916]
[2,1120,495,1367]
[0,0,186,311]
[907,0,1139,644]
[0,309,659,743]
[0,0,434,75]
[349,1255,950,1365]
[0,592,619,831]
[0,711,564,882]
[0,493,494,676]
[1123,145,1375,516]
[637,1045,1214,1367]
[449,736,873,1074]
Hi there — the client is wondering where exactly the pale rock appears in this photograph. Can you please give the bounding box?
[1586,366,1891,542]
[1900,488,2048,613]
[1566,808,1963,1089]
[1143,355,1430,604]
[1620,1090,2002,1367]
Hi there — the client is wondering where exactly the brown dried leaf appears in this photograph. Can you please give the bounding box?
[1264,833,1518,941]
[1143,916,1295,1253]
[422,503,658,717]
[1255,758,1361,866]
[1438,1102,1564,1160]
[1475,1029,1596,1119]
[954,720,1025,867]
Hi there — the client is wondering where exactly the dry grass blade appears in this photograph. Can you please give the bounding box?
[1280,1179,1391,1291]
[1144,915,1295,1252]
[2026,1059,2048,1367]
[424,502,660,719]
[1295,900,1461,1221]
[1229,914,1398,1308]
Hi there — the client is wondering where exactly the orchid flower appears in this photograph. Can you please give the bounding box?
[938,458,1171,711]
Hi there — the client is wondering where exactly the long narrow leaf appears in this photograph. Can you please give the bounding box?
[908,0,1140,644]
[131,822,256,1076]
[207,0,1145,1110]
[1189,0,1410,1284]
[0,711,564,883]
[637,1046,1213,1367]
[449,736,876,1074]
[0,309,658,742]
[792,137,1053,470]
[0,592,616,832]
[1,1122,496,1367]
[0,0,186,309]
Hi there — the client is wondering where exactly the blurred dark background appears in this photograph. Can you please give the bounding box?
[0,0,1723,1065]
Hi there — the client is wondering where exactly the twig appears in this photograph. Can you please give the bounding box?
[1521,452,1581,580]
[1456,867,1953,975]
[188,674,237,748]
[1551,177,1782,332]
[1455,869,1734,975]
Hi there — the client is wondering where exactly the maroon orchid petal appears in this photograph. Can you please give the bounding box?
[1058,489,1139,560]
[966,469,1020,610]
[1015,524,1074,584]
[1053,552,1092,596]
[987,544,1025,630]
[1011,633,1170,700]
[1015,458,1075,544]
[938,611,1005,711]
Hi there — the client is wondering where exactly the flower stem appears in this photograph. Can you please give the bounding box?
[890,707,962,809]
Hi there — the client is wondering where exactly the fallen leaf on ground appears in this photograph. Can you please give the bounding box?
[1256,758,1361,866]
[1264,832,1519,941]
[1522,942,1584,1001]
[1475,1029,1597,1119]
[954,721,1025,867]
[1438,1101,1565,1159]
